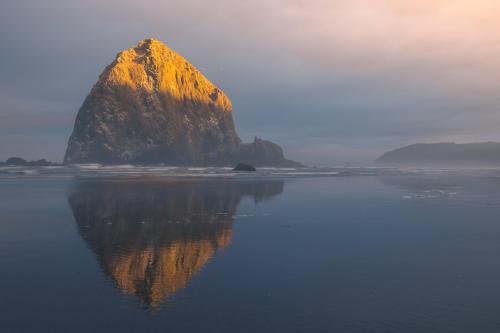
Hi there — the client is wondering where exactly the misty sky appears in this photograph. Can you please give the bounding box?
[2,0,500,165]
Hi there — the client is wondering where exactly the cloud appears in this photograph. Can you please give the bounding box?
[1,0,500,164]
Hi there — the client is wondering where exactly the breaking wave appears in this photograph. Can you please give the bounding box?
[0,164,403,180]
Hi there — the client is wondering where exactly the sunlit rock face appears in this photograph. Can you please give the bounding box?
[64,38,239,165]
[68,180,284,308]
[64,38,300,166]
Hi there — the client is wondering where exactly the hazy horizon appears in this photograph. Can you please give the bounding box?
[2,0,500,165]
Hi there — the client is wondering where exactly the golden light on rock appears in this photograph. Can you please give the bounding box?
[108,38,232,111]
[107,231,232,307]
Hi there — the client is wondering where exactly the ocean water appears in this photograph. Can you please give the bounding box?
[3,166,500,332]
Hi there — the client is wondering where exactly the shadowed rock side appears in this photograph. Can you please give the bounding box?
[237,137,302,167]
[64,38,300,167]
[68,180,284,309]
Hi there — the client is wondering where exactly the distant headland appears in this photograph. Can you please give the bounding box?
[375,142,500,167]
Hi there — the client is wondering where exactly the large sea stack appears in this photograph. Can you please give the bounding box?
[64,38,299,166]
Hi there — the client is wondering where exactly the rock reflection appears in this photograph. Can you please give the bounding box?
[68,179,284,308]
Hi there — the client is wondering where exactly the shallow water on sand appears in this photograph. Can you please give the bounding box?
[3,170,500,332]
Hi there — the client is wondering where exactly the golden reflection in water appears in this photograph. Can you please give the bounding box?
[68,179,283,308]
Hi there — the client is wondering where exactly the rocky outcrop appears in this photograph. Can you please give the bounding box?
[236,137,302,167]
[233,163,256,171]
[0,157,60,166]
[64,38,300,167]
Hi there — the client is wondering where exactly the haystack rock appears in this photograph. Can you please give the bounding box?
[64,38,300,167]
